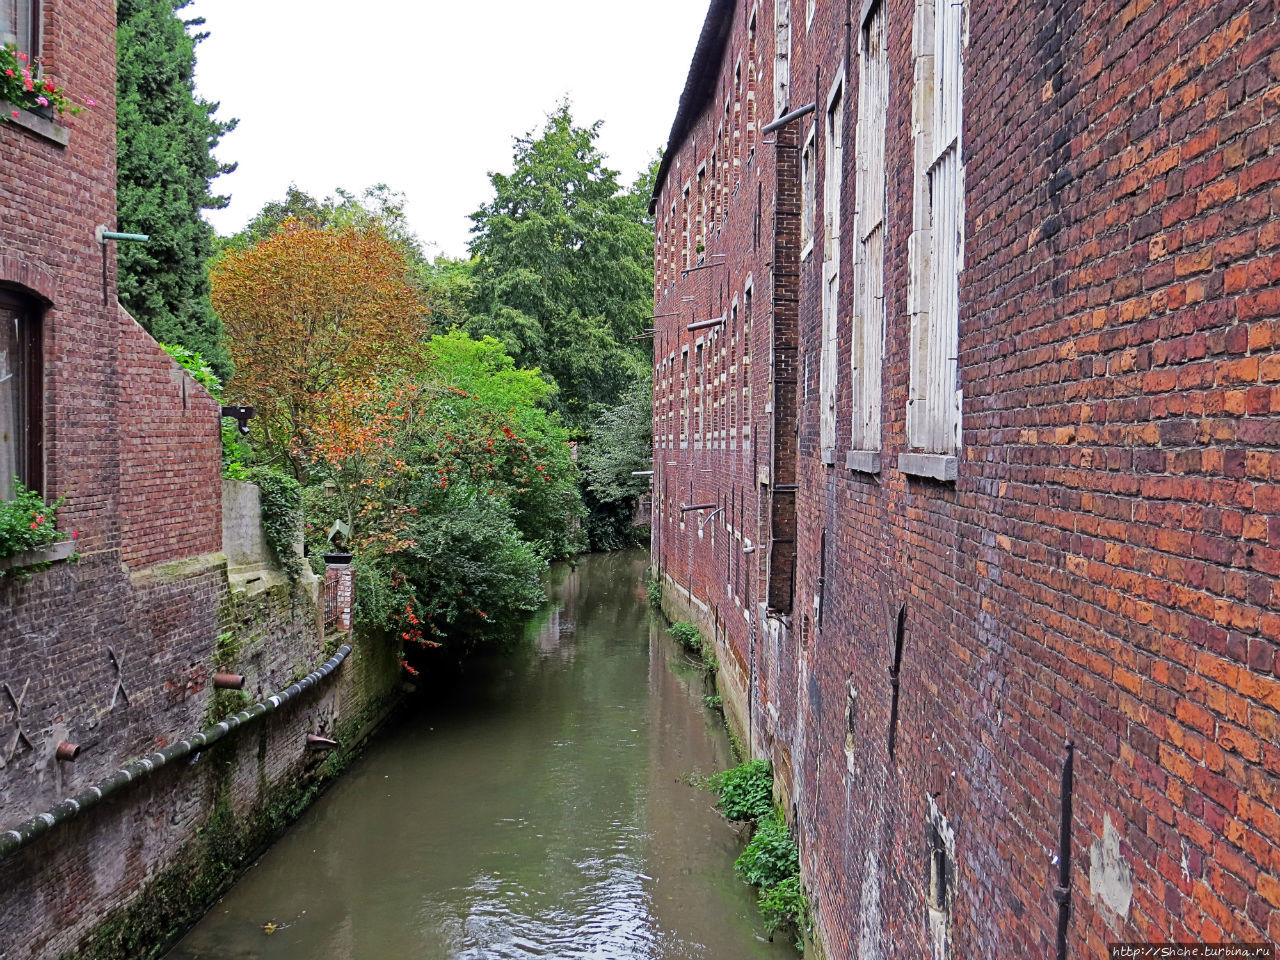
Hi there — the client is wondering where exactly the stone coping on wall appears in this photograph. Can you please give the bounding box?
[0,539,75,574]
[0,102,69,147]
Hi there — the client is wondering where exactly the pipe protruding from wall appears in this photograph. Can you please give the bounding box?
[55,742,81,762]
[306,733,338,750]
[213,673,245,690]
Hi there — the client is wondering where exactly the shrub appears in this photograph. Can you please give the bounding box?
[708,758,773,822]
[645,571,662,607]
[245,466,303,581]
[735,809,800,889]
[0,482,67,562]
[758,874,810,942]
[668,620,701,652]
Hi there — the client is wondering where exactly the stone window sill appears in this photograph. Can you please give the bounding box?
[845,449,882,474]
[1,101,69,147]
[0,539,76,573]
[899,452,958,482]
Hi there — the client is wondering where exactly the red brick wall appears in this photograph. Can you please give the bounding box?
[118,304,222,568]
[655,1,1280,957]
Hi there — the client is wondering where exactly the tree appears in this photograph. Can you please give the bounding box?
[117,0,236,377]
[466,103,654,431]
[210,221,428,474]
[302,332,583,654]
[579,375,654,550]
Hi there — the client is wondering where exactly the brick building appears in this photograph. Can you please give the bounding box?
[651,0,1280,956]
[0,4,398,957]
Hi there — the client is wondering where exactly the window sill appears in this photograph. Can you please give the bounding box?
[801,240,815,261]
[899,452,957,482]
[0,539,75,573]
[1,101,69,147]
[821,448,837,466]
[845,449,882,474]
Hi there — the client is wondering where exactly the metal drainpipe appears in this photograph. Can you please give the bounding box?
[0,644,352,862]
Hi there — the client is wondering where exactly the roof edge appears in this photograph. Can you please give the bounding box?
[650,0,737,214]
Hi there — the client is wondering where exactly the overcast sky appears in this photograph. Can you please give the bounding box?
[184,0,709,258]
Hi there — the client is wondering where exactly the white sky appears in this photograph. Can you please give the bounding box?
[185,0,709,259]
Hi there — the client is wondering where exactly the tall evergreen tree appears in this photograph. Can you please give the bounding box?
[466,103,654,432]
[117,0,236,377]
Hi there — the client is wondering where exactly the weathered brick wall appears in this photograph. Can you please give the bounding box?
[118,306,223,569]
[0,3,403,958]
[655,1,1280,957]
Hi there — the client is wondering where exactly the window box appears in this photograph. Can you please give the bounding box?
[0,538,74,573]
[1,100,68,147]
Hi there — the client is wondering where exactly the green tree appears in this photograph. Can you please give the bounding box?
[579,374,653,550]
[466,103,655,431]
[117,0,236,377]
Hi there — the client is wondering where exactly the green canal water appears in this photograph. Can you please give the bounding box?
[164,549,794,960]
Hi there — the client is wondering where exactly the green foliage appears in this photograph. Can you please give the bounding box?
[425,331,586,559]
[579,375,653,550]
[668,621,701,652]
[708,758,774,822]
[466,103,655,432]
[0,482,67,562]
[299,332,578,652]
[117,0,236,378]
[735,809,800,889]
[645,571,662,607]
[160,342,221,397]
[758,875,810,942]
[245,466,302,581]
[702,693,723,711]
[159,342,255,478]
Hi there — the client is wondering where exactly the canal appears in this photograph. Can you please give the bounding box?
[165,550,793,960]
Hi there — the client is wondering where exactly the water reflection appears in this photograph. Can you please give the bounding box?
[165,550,790,960]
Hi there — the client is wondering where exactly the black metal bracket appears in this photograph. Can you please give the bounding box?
[221,405,255,436]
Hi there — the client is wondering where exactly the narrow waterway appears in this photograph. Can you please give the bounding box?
[165,550,793,960]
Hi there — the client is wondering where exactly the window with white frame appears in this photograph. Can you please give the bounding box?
[800,128,815,255]
[851,0,888,455]
[806,0,815,30]
[774,0,790,117]
[908,0,965,458]
[819,78,844,457]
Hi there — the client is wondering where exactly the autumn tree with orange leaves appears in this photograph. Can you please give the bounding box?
[211,220,429,474]
[300,332,583,656]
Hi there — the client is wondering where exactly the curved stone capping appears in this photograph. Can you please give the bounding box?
[0,539,75,573]
[0,643,353,861]
[0,101,69,147]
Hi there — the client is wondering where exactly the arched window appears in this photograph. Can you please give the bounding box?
[0,288,44,499]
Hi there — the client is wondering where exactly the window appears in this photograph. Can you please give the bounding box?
[819,79,844,458]
[696,164,707,256]
[747,11,758,158]
[0,0,37,55]
[681,185,691,271]
[0,289,43,500]
[774,0,791,117]
[800,129,815,255]
[908,0,966,458]
[733,59,743,186]
[806,0,815,29]
[851,1,888,457]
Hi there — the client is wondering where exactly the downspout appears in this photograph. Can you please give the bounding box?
[0,644,353,861]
